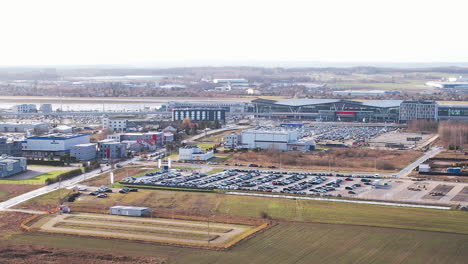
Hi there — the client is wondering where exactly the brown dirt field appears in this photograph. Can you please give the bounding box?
[0,245,164,264]
[0,212,32,239]
[229,149,422,172]
[82,167,149,186]
[0,184,39,202]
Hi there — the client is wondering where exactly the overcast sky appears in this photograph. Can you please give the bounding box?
[1,0,467,66]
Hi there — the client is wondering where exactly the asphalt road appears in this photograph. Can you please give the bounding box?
[0,157,138,210]
[397,146,443,178]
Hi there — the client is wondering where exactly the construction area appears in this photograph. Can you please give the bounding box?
[31,212,260,248]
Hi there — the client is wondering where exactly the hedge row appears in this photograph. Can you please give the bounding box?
[84,162,100,173]
[27,160,65,166]
[45,168,83,185]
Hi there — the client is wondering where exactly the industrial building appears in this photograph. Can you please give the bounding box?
[0,122,50,133]
[0,156,27,178]
[97,139,127,160]
[226,128,315,152]
[109,206,151,217]
[172,108,226,122]
[0,137,22,156]
[70,143,97,161]
[399,100,438,122]
[178,145,214,161]
[252,98,402,122]
[22,133,91,159]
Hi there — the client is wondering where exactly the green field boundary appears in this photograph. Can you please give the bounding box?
[118,184,217,193]
[0,170,71,185]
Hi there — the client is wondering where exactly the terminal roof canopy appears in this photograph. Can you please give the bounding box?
[252,98,403,108]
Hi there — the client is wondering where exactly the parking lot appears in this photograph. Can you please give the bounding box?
[120,168,468,206]
[310,125,398,143]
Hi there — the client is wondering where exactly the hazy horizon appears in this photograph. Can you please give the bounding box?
[1,0,468,67]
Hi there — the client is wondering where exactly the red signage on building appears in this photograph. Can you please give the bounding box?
[336,111,356,115]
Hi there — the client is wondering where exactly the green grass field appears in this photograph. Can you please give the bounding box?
[196,143,216,150]
[16,188,468,235]
[9,221,468,264]
[0,170,69,185]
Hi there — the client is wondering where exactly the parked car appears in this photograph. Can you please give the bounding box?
[348,191,357,195]
[97,193,108,198]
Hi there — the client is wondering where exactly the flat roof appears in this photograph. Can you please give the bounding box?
[27,133,89,140]
[252,98,403,108]
[110,206,150,210]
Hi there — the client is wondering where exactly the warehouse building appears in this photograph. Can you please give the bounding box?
[70,143,97,161]
[0,156,27,178]
[22,133,91,159]
[399,100,438,122]
[172,108,226,122]
[0,137,23,156]
[97,139,127,160]
[227,128,315,152]
[109,206,151,217]
[178,145,214,161]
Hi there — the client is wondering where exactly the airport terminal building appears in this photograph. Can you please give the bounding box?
[251,98,468,122]
[252,99,402,122]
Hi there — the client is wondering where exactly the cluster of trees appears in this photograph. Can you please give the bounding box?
[408,120,439,133]
[438,121,468,150]
[180,118,221,135]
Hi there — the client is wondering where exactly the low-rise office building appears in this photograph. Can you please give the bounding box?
[172,108,226,122]
[13,104,37,113]
[0,156,27,178]
[97,139,127,160]
[70,143,97,161]
[102,117,128,132]
[399,100,438,122]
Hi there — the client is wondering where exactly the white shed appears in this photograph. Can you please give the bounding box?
[109,206,151,217]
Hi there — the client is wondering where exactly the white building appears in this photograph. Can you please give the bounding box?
[178,145,214,161]
[333,90,400,96]
[102,117,128,132]
[70,143,97,161]
[13,104,37,113]
[224,133,241,148]
[213,78,248,84]
[228,128,315,152]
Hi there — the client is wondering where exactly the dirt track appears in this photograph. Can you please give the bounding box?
[40,213,252,245]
